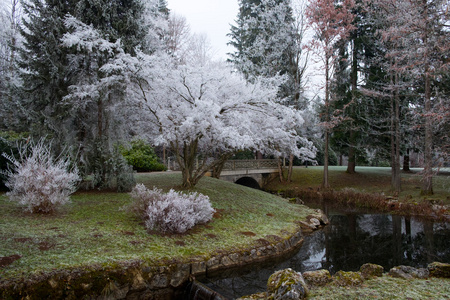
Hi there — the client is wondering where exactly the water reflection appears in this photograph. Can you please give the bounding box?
[202,210,450,298]
[307,213,449,274]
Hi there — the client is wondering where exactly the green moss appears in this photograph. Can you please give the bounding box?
[428,262,450,278]
[333,271,364,287]
[267,268,308,298]
[360,263,384,279]
[303,269,332,287]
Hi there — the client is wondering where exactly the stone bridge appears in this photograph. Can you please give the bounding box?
[166,158,279,189]
[207,159,279,189]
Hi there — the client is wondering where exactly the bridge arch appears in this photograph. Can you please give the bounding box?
[235,176,261,189]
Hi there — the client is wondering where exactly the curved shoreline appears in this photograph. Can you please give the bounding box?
[276,188,450,222]
[0,213,328,299]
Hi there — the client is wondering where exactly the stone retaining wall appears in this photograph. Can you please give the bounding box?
[1,211,328,300]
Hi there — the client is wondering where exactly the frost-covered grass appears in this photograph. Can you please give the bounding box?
[0,173,316,280]
[309,276,450,299]
[266,166,450,205]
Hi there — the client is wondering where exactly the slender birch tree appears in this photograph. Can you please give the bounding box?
[306,0,355,188]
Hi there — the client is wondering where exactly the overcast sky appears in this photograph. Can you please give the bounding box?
[167,0,239,61]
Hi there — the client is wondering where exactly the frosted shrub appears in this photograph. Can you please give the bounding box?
[130,184,215,234]
[2,140,80,213]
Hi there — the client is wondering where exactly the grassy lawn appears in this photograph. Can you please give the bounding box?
[1,169,448,298]
[308,276,450,300]
[0,173,317,281]
[266,166,450,205]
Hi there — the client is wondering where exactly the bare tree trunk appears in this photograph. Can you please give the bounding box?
[347,130,356,174]
[181,167,191,188]
[176,140,234,188]
[422,1,433,195]
[277,157,284,182]
[403,148,410,172]
[9,0,18,74]
[256,151,263,160]
[390,67,401,193]
[323,131,330,189]
[6,0,20,126]
[287,154,294,182]
[211,153,232,179]
[323,54,330,189]
[180,140,198,188]
[394,80,401,192]
[347,39,358,174]
[163,145,166,169]
[97,98,103,139]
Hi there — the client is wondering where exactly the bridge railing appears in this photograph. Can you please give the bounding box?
[166,158,279,171]
[222,159,278,170]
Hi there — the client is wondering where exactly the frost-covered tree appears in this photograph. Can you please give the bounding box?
[230,0,311,181]
[229,0,297,82]
[0,0,23,131]
[18,0,155,190]
[289,0,310,110]
[125,53,315,188]
[61,16,136,190]
[184,33,215,67]
[165,13,190,60]
[73,0,146,55]
[18,0,75,140]
[137,0,170,54]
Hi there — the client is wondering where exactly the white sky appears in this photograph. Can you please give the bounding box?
[166,0,323,99]
[167,0,239,61]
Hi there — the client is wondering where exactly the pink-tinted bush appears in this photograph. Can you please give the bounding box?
[2,140,80,213]
[130,184,215,234]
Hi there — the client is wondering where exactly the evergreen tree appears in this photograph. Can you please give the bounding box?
[364,0,449,193]
[18,0,76,142]
[18,0,149,190]
[329,0,382,172]
[0,0,23,131]
[228,0,297,83]
[229,0,309,181]
[74,0,147,55]
[155,0,170,17]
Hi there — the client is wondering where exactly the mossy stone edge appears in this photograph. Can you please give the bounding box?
[0,226,309,299]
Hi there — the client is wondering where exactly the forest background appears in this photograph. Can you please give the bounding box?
[0,0,448,194]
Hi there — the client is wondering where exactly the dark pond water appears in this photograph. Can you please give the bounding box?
[200,206,450,299]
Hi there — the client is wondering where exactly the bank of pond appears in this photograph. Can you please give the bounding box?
[202,204,450,299]
[1,195,449,299]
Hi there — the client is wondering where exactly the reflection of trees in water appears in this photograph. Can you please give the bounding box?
[204,213,450,298]
[318,214,450,273]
